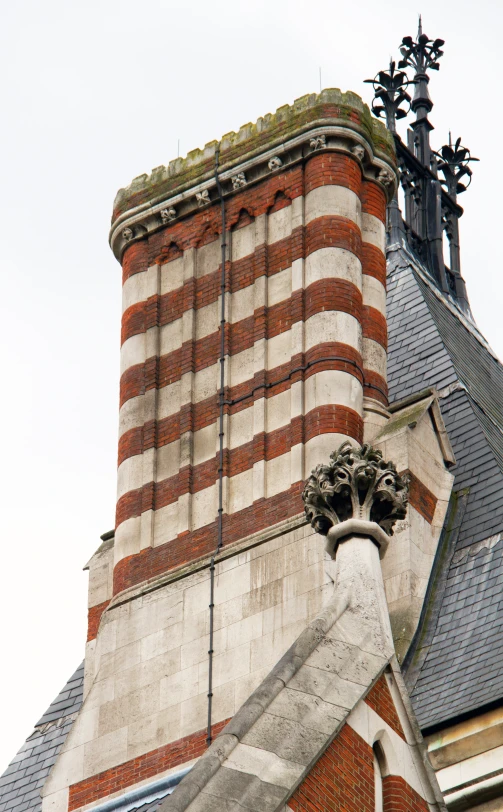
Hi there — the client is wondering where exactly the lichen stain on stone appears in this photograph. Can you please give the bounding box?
[112,88,395,222]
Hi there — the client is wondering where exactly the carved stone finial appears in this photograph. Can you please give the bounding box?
[309,134,326,150]
[160,207,177,223]
[122,227,134,242]
[231,172,247,190]
[196,190,210,207]
[268,156,283,171]
[302,442,408,538]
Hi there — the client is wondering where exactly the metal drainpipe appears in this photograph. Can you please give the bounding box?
[207,144,227,747]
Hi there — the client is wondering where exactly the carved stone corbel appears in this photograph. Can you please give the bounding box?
[268,156,283,171]
[302,441,408,558]
[196,190,210,207]
[309,134,326,150]
[377,168,394,187]
[231,172,247,190]
[160,207,177,223]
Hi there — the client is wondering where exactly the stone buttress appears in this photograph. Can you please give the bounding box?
[160,445,446,811]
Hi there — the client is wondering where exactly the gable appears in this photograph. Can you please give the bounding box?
[287,723,374,811]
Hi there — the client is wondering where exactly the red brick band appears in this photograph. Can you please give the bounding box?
[362,242,386,287]
[119,279,363,408]
[403,470,437,524]
[118,342,364,466]
[116,405,363,528]
[362,305,387,350]
[113,481,304,594]
[363,368,388,406]
[361,179,387,223]
[305,215,361,260]
[382,775,430,812]
[305,152,361,196]
[68,719,229,810]
[365,674,406,741]
[122,241,148,286]
[86,600,110,642]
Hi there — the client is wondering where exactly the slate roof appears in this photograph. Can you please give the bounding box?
[0,663,84,812]
[129,798,171,812]
[387,247,503,730]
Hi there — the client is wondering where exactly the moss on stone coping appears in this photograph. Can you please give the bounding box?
[112,89,395,224]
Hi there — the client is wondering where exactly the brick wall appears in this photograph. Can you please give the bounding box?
[288,723,374,812]
[383,776,430,812]
[365,674,406,741]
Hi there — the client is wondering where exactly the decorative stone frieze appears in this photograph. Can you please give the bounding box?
[309,134,326,150]
[268,156,283,170]
[231,172,247,189]
[302,441,409,540]
[160,207,176,223]
[110,91,398,259]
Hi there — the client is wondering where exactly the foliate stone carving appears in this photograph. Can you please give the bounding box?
[268,156,283,171]
[231,172,247,190]
[302,442,408,537]
[377,168,394,186]
[310,134,326,150]
[352,144,365,161]
[160,207,176,223]
[196,190,210,207]
[122,227,134,242]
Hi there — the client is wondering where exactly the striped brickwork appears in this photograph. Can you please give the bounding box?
[114,154,388,594]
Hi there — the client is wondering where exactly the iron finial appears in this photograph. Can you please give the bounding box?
[435,136,479,197]
[364,60,414,133]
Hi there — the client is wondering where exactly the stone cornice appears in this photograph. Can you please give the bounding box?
[110,89,397,261]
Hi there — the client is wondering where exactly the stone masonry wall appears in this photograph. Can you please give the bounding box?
[43,521,335,811]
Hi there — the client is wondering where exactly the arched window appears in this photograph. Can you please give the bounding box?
[373,742,387,812]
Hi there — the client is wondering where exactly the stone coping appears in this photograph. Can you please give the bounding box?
[112,89,393,222]
[109,90,397,260]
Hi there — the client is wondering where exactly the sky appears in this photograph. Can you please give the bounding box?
[0,0,501,773]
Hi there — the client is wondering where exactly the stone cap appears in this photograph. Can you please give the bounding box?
[111,88,395,248]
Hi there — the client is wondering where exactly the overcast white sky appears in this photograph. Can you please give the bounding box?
[0,0,500,772]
